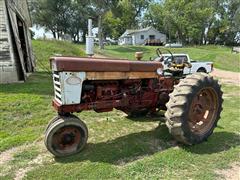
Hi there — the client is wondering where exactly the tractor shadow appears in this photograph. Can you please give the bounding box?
[126,112,166,122]
[183,131,240,154]
[55,123,240,165]
[55,123,171,165]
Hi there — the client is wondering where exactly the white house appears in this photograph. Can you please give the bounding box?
[118,27,166,45]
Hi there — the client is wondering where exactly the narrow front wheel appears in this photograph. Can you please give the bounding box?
[44,115,88,157]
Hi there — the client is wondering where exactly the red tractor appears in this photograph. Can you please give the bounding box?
[45,49,223,157]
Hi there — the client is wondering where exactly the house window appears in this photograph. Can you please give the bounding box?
[149,35,155,40]
[141,35,144,39]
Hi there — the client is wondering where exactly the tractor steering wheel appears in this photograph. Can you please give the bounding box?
[156,48,174,66]
[156,48,164,61]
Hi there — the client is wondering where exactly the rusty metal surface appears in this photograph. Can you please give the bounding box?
[52,126,81,154]
[52,78,176,114]
[50,57,162,72]
[188,87,218,135]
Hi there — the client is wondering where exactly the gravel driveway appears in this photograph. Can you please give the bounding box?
[211,68,240,85]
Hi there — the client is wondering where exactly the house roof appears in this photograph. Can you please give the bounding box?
[128,27,153,34]
[120,27,164,38]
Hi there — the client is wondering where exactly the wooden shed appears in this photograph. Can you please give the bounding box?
[0,0,35,84]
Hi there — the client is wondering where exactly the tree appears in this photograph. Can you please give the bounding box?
[91,0,118,49]
[102,0,152,40]
[219,0,240,45]
[118,0,152,29]
[185,0,215,44]
[102,11,123,39]
[32,0,73,39]
[142,3,165,33]
[32,0,93,42]
[68,0,93,43]
[32,0,239,45]
[143,0,239,45]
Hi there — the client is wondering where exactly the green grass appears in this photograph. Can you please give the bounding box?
[10,147,39,167]
[0,40,239,179]
[32,40,85,71]
[93,45,240,72]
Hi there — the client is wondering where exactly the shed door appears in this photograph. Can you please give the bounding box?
[7,8,27,80]
[16,16,32,73]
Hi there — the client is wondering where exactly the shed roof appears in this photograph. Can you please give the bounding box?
[120,27,164,38]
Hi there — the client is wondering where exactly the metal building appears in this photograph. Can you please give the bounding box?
[0,0,35,84]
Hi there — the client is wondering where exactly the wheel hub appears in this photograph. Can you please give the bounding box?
[53,126,81,152]
[188,88,218,135]
[62,133,75,145]
[193,104,203,114]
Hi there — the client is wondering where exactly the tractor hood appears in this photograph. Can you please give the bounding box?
[50,56,163,72]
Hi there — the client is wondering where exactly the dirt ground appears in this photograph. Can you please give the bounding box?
[215,163,240,180]
[211,68,240,85]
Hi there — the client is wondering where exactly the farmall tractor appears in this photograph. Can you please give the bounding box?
[45,49,223,157]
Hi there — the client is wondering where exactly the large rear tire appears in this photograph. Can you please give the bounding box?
[44,115,88,157]
[165,73,223,144]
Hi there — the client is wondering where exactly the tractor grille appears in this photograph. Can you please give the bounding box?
[53,71,62,104]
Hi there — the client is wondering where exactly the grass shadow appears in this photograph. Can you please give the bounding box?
[56,128,239,165]
[184,131,240,154]
[55,120,240,165]
[126,112,166,122]
[55,123,172,165]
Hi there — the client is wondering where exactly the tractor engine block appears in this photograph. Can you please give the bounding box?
[78,78,174,114]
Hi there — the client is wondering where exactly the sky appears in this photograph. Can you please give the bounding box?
[30,25,53,39]
[31,25,98,39]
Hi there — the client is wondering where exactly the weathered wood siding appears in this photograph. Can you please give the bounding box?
[0,0,11,62]
[0,0,34,84]
[7,0,31,26]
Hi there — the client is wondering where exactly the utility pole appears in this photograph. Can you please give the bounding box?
[86,19,94,57]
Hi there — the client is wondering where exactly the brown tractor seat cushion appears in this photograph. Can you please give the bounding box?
[50,56,162,72]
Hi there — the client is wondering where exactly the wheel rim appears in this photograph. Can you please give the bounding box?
[52,126,82,154]
[188,87,218,135]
